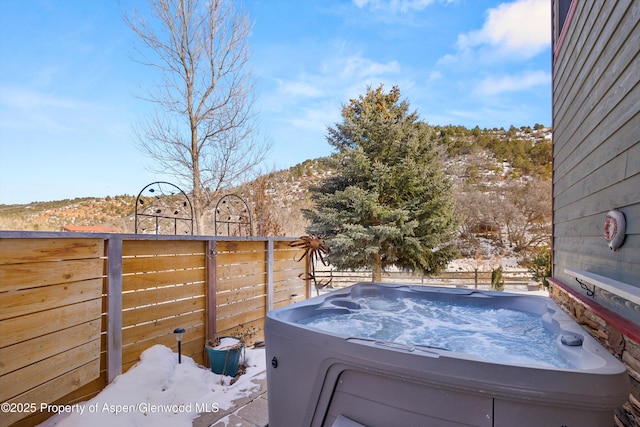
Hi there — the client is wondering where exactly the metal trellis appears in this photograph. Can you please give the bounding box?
[134,181,194,235]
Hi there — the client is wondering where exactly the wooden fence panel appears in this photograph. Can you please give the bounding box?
[273,241,308,308]
[215,241,268,341]
[0,238,105,427]
[120,240,207,372]
[312,267,534,289]
[0,235,306,426]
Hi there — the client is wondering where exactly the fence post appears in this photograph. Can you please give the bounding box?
[206,240,217,341]
[106,236,123,383]
[306,256,312,298]
[266,239,274,312]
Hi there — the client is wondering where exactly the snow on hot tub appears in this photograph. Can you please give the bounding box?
[265,282,629,427]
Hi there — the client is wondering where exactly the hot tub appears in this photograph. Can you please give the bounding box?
[265,282,629,427]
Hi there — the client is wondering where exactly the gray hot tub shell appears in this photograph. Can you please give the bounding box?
[265,283,629,427]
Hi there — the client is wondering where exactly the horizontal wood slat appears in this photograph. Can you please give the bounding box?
[0,279,103,321]
[122,297,205,327]
[122,268,205,292]
[215,317,264,345]
[216,262,266,279]
[2,360,101,426]
[216,307,266,333]
[274,249,301,261]
[216,285,266,305]
[123,240,205,257]
[274,282,306,297]
[217,274,266,290]
[0,258,104,292]
[0,238,104,265]
[274,254,304,266]
[0,319,101,376]
[216,296,266,320]
[122,254,205,274]
[122,310,205,345]
[215,241,266,252]
[274,240,298,250]
[0,299,102,348]
[122,282,205,309]
[216,274,267,292]
[0,340,100,403]
[273,267,304,282]
[215,251,267,265]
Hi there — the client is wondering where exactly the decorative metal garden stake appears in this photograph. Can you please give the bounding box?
[174,328,185,363]
[290,235,332,296]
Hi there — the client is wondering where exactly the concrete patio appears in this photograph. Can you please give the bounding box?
[192,371,269,427]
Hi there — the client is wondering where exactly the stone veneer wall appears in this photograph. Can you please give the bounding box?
[549,280,640,427]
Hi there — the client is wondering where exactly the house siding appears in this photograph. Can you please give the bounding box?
[552,1,639,425]
[552,0,640,322]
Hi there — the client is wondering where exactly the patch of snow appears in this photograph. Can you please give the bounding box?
[39,344,266,427]
[213,337,242,350]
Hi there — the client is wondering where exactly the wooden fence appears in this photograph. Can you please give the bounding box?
[314,266,538,291]
[0,232,307,427]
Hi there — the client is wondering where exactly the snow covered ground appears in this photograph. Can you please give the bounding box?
[39,345,266,427]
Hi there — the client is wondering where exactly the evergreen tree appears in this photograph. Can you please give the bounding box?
[304,85,459,281]
[491,266,505,291]
[528,247,551,289]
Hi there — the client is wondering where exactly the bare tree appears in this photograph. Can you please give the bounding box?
[500,177,552,253]
[455,188,503,256]
[248,173,284,237]
[125,0,269,233]
[455,175,551,256]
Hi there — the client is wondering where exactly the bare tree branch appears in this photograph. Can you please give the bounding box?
[125,0,270,233]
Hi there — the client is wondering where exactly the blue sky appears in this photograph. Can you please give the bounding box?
[0,0,551,204]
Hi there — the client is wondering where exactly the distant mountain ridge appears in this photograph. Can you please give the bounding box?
[0,125,552,256]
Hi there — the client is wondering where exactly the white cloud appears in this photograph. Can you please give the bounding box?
[0,86,89,133]
[353,0,444,13]
[395,0,437,12]
[428,71,442,81]
[458,0,551,58]
[278,80,324,98]
[340,55,401,79]
[270,53,401,107]
[353,0,372,7]
[0,86,86,110]
[474,70,551,95]
[285,102,341,132]
[260,50,408,164]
